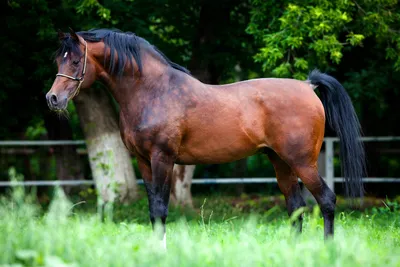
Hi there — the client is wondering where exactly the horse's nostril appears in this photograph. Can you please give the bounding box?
[50,94,58,106]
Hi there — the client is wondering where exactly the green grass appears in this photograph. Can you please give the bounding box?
[1,188,400,267]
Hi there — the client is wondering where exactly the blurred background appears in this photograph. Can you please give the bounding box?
[2,0,400,209]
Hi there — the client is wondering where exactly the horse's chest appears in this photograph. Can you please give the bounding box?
[119,111,179,158]
[120,122,157,155]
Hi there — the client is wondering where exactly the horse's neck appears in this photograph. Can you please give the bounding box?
[98,49,203,115]
[99,63,169,111]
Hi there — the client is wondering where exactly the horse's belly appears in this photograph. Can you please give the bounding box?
[176,130,262,165]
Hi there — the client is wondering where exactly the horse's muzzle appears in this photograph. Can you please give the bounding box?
[46,92,68,111]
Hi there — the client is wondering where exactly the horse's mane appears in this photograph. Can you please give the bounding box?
[55,28,191,76]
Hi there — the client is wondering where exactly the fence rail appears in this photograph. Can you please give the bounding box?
[1,177,400,187]
[0,140,85,146]
[323,137,400,192]
[1,137,400,189]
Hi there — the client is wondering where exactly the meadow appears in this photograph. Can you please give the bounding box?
[1,186,400,267]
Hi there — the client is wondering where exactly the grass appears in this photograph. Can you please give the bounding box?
[1,187,400,267]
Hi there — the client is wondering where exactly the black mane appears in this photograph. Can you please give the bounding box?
[55,28,190,76]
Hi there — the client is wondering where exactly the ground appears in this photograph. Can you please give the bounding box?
[1,188,400,267]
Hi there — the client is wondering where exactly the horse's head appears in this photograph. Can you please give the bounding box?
[46,28,97,111]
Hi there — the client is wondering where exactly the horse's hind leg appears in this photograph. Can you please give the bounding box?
[266,149,306,232]
[293,164,336,238]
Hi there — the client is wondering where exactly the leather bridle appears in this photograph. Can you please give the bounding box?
[56,40,88,99]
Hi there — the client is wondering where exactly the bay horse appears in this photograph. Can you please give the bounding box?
[46,28,365,245]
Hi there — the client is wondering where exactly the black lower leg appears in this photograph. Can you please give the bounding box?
[144,181,171,238]
[314,177,336,238]
[286,184,307,233]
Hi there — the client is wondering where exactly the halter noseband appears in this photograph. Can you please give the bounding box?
[56,40,88,99]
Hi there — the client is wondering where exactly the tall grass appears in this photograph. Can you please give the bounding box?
[1,184,399,267]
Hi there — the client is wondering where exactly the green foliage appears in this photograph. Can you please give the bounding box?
[248,0,400,79]
[346,33,365,46]
[8,167,26,206]
[248,0,359,76]
[370,198,400,215]
[25,120,47,140]
[77,0,112,21]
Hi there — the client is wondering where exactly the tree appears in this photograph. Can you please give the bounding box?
[247,0,400,77]
[170,165,196,207]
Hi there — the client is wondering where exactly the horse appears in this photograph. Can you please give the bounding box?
[46,28,365,246]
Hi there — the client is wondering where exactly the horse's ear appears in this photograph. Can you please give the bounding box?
[68,27,79,41]
[57,29,65,40]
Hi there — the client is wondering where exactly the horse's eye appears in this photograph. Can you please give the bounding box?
[72,60,80,65]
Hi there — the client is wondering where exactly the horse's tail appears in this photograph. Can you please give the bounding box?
[308,69,366,198]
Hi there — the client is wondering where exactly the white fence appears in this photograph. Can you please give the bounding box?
[1,137,400,192]
[323,136,400,191]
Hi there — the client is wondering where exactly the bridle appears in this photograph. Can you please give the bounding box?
[56,40,88,99]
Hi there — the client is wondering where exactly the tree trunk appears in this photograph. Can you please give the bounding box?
[74,87,138,206]
[170,165,195,208]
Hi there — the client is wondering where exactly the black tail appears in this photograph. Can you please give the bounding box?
[308,69,366,198]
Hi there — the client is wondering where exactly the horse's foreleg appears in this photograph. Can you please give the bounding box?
[138,151,174,249]
[267,150,306,232]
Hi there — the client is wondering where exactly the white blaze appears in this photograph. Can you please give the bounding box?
[64,52,68,58]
